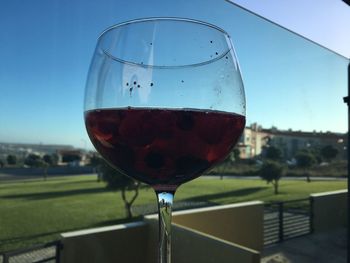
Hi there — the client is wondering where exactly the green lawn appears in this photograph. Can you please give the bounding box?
[0,174,347,252]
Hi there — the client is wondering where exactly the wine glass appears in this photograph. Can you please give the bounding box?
[84,17,245,263]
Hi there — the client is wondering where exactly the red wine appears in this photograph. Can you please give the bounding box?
[85,108,245,189]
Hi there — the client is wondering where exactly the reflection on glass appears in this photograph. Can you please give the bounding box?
[84,18,246,262]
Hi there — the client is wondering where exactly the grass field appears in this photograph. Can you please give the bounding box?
[0,174,347,252]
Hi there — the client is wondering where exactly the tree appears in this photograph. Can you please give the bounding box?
[41,162,49,181]
[43,154,53,166]
[265,146,282,161]
[42,154,59,166]
[24,154,48,180]
[306,147,322,164]
[295,152,316,182]
[259,161,284,194]
[7,155,17,165]
[89,153,102,167]
[0,159,4,168]
[320,145,338,162]
[232,148,241,162]
[24,154,43,167]
[50,153,59,166]
[101,161,140,219]
[88,153,103,181]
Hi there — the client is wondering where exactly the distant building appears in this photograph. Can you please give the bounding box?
[237,123,270,159]
[0,143,78,163]
[57,149,88,166]
[238,124,347,160]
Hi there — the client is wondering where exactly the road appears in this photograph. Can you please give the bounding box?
[203,175,348,181]
[0,172,347,182]
[0,173,95,182]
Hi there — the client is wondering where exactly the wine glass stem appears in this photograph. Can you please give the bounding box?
[156,191,174,263]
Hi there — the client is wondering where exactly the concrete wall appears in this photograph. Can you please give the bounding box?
[172,224,260,263]
[311,189,348,233]
[57,190,349,263]
[60,202,263,263]
[144,217,260,263]
[60,222,149,263]
[172,201,264,252]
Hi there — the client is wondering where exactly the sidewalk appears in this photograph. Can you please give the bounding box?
[0,246,55,263]
[261,227,347,263]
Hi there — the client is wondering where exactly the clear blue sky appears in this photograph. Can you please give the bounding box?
[0,0,348,150]
[231,0,350,58]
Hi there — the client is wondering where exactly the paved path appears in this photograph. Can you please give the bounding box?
[203,175,348,181]
[0,173,95,182]
[0,172,347,183]
[0,246,56,263]
[261,227,347,263]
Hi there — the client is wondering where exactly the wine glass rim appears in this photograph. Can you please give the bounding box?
[98,17,233,69]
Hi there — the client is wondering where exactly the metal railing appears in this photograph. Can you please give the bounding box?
[264,198,313,245]
[1,241,61,263]
[0,198,315,260]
